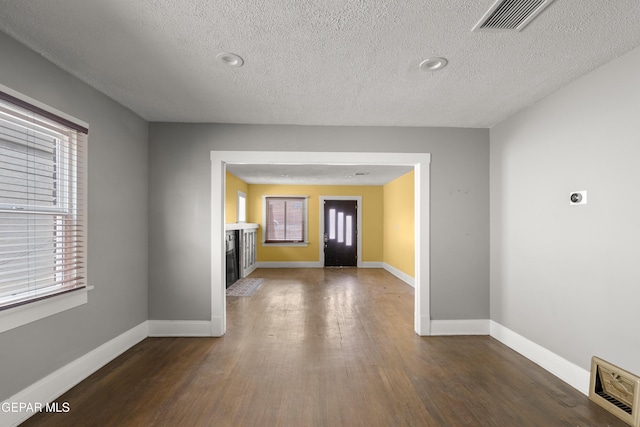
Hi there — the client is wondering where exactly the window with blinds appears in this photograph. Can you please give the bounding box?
[264,196,307,243]
[0,91,87,310]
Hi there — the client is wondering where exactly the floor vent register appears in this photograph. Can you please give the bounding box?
[589,356,640,427]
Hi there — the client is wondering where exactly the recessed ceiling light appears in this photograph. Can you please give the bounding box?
[216,52,244,67]
[419,57,448,71]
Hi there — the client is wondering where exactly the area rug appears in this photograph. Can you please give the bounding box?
[226,278,264,297]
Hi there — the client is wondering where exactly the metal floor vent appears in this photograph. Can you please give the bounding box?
[472,0,557,32]
[589,356,640,427]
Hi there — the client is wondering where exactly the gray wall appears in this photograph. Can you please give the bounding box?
[491,45,640,374]
[0,32,148,399]
[148,124,490,321]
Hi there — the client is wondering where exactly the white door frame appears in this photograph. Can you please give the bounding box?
[211,151,431,336]
[319,196,362,267]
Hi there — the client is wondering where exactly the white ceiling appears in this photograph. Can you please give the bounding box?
[226,163,413,186]
[2,1,640,185]
[1,0,640,129]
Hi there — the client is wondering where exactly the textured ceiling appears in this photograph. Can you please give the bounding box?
[227,164,413,186]
[1,1,640,128]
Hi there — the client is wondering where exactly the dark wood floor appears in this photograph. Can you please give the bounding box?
[23,268,624,426]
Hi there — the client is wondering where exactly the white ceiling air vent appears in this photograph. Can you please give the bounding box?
[472,0,557,32]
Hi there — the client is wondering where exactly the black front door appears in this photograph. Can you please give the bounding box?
[324,200,357,266]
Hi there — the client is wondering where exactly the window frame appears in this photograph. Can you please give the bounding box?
[262,195,309,246]
[0,84,89,333]
[237,190,246,223]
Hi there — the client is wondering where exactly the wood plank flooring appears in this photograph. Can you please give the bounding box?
[23,268,625,426]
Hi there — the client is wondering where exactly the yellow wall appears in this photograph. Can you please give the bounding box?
[227,173,415,271]
[383,171,415,277]
[225,171,249,223]
[248,184,383,263]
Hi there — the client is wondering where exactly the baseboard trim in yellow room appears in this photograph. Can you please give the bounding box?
[360,262,383,269]
[383,262,415,287]
[256,262,387,270]
[256,261,323,268]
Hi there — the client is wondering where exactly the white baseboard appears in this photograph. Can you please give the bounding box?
[255,261,389,270]
[431,319,490,336]
[382,263,415,287]
[0,316,592,427]
[360,262,383,268]
[211,316,224,337]
[2,321,148,427]
[416,315,431,336]
[489,321,590,395]
[242,263,258,278]
[2,318,222,426]
[256,261,323,268]
[148,320,213,337]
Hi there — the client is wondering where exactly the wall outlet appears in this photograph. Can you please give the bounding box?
[569,190,587,205]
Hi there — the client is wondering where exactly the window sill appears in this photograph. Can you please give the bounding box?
[262,242,309,247]
[0,286,91,334]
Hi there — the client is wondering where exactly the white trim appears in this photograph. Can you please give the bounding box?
[212,154,226,337]
[212,151,430,337]
[0,83,89,129]
[430,319,489,336]
[211,316,224,337]
[417,315,431,335]
[243,263,258,278]
[225,223,259,231]
[382,262,415,287]
[1,321,148,427]
[148,320,213,337]
[237,190,246,223]
[257,262,386,269]
[0,289,88,334]
[261,242,308,247]
[256,261,323,268]
[413,159,430,336]
[360,262,383,268]
[489,321,590,395]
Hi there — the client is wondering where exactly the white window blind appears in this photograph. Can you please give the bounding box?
[0,91,87,310]
[265,197,306,243]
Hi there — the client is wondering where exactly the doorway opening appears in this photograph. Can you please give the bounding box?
[211,151,430,336]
